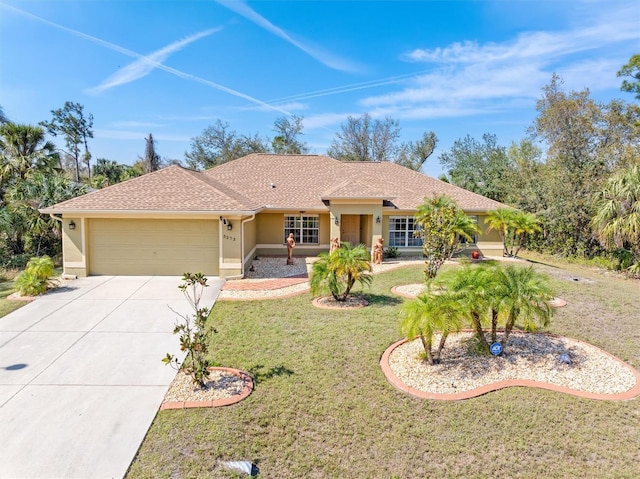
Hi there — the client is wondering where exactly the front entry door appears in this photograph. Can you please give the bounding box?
[341,215,360,245]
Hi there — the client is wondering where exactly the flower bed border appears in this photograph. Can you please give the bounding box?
[160,367,254,410]
[380,334,640,401]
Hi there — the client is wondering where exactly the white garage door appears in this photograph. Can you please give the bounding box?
[88,218,218,276]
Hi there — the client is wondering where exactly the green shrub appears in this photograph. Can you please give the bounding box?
[383,246,400,259]
[3,254,31,270]
[14,256,55,296]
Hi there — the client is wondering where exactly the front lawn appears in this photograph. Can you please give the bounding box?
[0,271,27,318]
[127,261,640,479]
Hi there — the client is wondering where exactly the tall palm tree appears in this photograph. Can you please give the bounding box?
[592,165,640,276]
[0,123,59,185]
[310,242,372,301]
[495,265,554,348]
[400,290,464,364]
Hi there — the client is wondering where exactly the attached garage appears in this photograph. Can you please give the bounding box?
[88,218,218,276]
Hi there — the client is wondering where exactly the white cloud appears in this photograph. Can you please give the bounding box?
[88,29,220,93]
[214,0,361,73]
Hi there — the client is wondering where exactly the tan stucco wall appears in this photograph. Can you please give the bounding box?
[61,218,86,276]
[243,216,257,260]
[254,212,331,257]
[330,201,383,247]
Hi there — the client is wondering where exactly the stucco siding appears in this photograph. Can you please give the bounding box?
[88,218,218,275]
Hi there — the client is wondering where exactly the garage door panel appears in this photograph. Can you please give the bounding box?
[89,219,218,276]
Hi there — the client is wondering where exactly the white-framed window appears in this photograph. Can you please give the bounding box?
[388,216,423,247]
[460,215,478,245]
[284,214,319,244]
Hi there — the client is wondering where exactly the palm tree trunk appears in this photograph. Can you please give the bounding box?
[435,331,449,362]
[501,319,515,348]
[420,334,434,365]
[491,309,498,343]
[471,312,490,353]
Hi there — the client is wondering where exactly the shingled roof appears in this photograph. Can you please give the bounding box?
[44,154,504,213]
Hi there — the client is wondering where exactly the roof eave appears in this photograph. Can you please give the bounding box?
[39,208,261,216]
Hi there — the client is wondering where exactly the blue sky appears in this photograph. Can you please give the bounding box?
[1,0,638,177]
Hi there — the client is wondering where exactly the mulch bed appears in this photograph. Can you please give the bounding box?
[312,295,369,310]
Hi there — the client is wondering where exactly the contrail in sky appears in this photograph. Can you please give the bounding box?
[88,29,221,93]
[215,0,360,73]
[1,3,291,115]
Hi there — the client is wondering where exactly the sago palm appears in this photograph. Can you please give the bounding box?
[310,242,372,301]
[495,265,553,348]
[400,290,464,364]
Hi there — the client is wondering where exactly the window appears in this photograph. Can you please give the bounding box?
[284,215,319,244]
[460,215,478,245]
[388,216,422,247]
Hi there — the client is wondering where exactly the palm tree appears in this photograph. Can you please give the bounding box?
[486,208,541,257]
[400,290,464,364]
[592,165,640,277]
[436,264,497,353]
[310,242,372,301]
[486,208,516,256]
[415,195,480,279]
[495,265,554,348]
[511,211,542,257]
[0,123,59,185]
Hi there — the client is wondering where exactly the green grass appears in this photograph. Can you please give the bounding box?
[0,270,27,318]
[127,262,640,479]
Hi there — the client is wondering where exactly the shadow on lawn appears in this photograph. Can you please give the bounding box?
[248,364,294,387]
[361,293,403,307]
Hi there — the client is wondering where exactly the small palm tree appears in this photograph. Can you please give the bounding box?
[310,242,372,301]
[415,195,480,279]
[495,265,554,348]
[400,290,464,364]
[486,208,541,257]
[592,165,640,277]
[486,208,516,256]
[436,264,496,353]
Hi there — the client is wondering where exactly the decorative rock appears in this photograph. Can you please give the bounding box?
[222,460,258,476]
[558,353,572,365]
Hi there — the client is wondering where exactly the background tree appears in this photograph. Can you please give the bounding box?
[618,54,640,100]
[439,133,510,202]
[143,133,161,174]
[93,158,125,186]
[527,74,640,256]
[414,195,479,279]
[395,131,438,171]
[310,242,372,301]
[0,123,59,186]
[0,105,8,124]
[40,101,94,182]
[591,164,640,277]
[327,113,400,162]
[185,120,269,170]
[272,115,309,154]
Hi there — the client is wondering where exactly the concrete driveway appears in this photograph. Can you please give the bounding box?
[0,275,224,479]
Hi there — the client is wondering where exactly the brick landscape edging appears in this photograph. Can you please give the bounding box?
[380,335,640,401]
[160,367,254,410]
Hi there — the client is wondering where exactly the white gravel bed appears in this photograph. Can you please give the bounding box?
[244,257,312,278]
[163,369,246,403]
[388,332,637,395]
